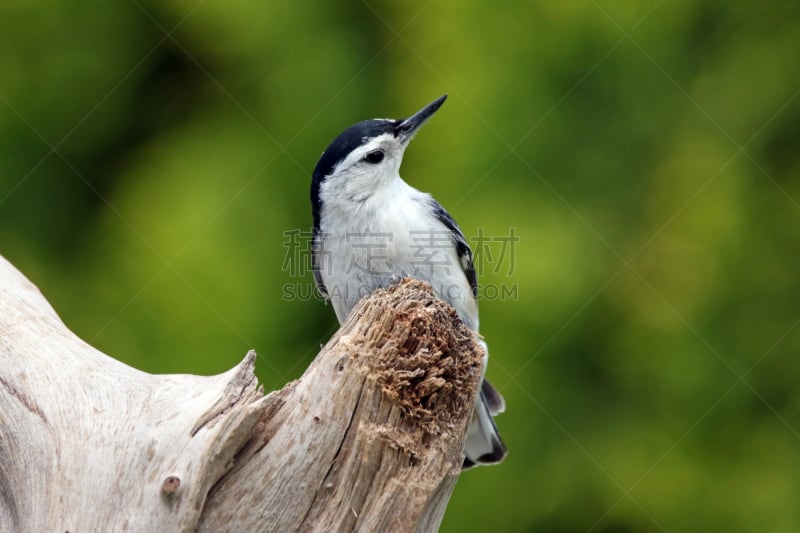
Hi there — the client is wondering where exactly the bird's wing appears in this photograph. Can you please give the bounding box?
[428,198,478,297]
[311,228,328,299]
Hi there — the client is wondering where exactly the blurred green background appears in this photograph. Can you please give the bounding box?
[2,1,799,531]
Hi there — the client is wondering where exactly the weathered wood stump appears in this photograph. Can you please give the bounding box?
[0,256,482,532]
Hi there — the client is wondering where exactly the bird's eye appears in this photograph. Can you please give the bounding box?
[363,150,384,164]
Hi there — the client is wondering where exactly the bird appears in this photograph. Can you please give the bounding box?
[310,94,506,469]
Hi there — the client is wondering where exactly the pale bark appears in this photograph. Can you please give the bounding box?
[0,255,481,532]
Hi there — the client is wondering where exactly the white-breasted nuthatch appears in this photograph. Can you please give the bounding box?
[310,95,506,468]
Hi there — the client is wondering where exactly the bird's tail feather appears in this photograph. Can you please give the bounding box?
[463,381,507,469]
[481,378,506,415]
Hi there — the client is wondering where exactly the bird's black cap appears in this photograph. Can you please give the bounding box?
[312,119,396,184]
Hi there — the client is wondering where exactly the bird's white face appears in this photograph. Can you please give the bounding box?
[319,132,408,204]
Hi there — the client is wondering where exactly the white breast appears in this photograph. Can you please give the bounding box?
[318,180,479,330]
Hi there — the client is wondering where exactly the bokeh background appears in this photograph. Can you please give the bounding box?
[2,1,799,531]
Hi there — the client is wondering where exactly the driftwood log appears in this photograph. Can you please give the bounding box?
[0,255,483,532]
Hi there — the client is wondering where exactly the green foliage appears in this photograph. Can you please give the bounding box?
[2,1,799,530]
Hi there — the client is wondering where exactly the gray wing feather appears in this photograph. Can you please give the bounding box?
[428,198,478,297]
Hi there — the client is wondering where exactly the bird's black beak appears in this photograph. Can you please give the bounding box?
[395,94,447,144]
